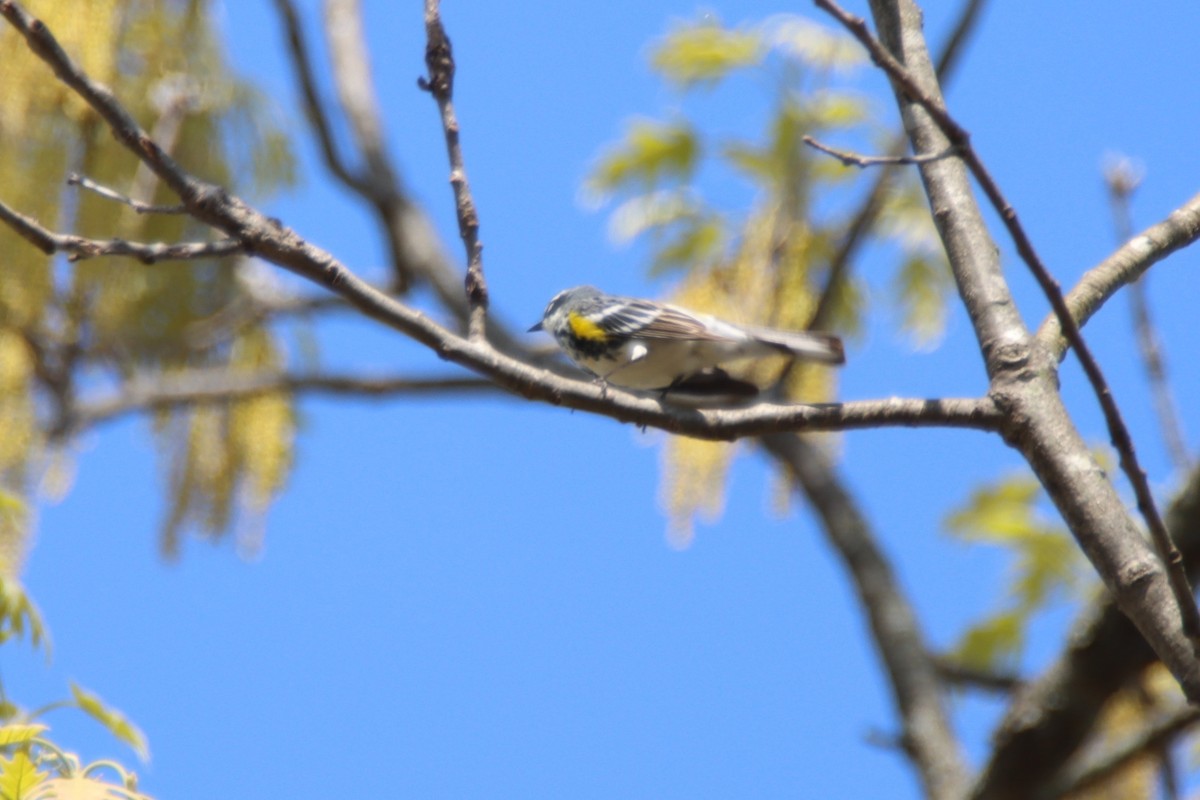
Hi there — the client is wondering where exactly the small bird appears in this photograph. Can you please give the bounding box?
[529,285,844,398]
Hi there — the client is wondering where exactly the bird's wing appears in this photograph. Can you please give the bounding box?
[603,300,727,341]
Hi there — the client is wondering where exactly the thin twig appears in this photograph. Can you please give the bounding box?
[814,0,1200,651]
[809,0,990,332]
[1104,160,1191,473]
[67,172,188,215]
[272,0,507,344]
[418,0,487,340]
[802,135,958,168]
[0,196,242,262]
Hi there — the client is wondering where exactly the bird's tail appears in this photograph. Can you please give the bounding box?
[745,326,845,365]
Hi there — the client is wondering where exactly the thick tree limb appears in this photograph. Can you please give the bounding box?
[764,434,968,800]
[970,465,1200,800]
[838,0,1200,700]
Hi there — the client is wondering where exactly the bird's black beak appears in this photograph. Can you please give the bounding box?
[527,321,543,333]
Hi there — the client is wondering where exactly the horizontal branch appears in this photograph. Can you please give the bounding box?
[67,365,1000,441]
[0,196,242,262]
[73,369,501,429]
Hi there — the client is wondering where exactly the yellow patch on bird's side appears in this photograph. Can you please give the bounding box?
[567,311,607,341]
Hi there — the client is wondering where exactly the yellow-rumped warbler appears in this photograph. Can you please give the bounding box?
[529,285,844,397]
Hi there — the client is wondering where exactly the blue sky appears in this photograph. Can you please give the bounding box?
[6,1,1200,798]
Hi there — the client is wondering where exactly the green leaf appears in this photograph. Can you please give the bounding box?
[587,119,699,196]
[0,726,46,748]
[953,610,1024,670]
[68,686,148,763]
[945,475,1042,542]
[650,18,763,88]
[0,750,45,800]
[720,140,775,184]
[808,91,868,128]
[892,254,951,346]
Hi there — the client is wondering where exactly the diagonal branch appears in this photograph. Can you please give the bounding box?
[68,172,188,215]
[1036,190,1200,358]
[763,434,967,800]
[1106,168,1191,472]
[271,0,478,333]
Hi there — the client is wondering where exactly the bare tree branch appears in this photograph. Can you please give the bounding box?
[271,0,372,195]
[67,172,188,215]
[764,434,968,800]
[933,656,1021,694]
[72,369,501,431]
[823,0,1200,700]
[802,135,958,167]
[271,0,477,333]
[0,196,243,262]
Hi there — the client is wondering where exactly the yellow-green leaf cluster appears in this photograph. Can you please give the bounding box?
[945,472,1084,670]
[659,436,733,548]
[588,119,698,194]
[157,329,295,556]
[649,17,764,88]
[0,0,299,556]
[0,578,47,651]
